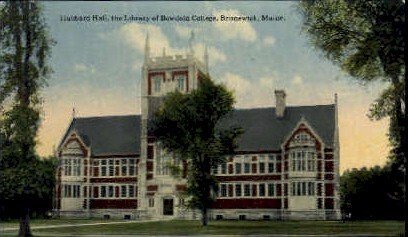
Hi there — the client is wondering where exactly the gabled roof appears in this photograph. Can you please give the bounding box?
[58,105,335,156]
[59,115,141,157]
[219,105,335,152]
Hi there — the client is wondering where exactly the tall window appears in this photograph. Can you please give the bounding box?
[177,75,186,91]
[290,151,316,172]
[63,158,81,176]
[268,155,276,173]
[244,163,250,174]
[108,159,114,176]
[291,182,315,196]
[121,159,127,176]
[235,184,242,197]
[128,185,135,197]
[235,163,242,174]
[153,75,161,92]
[244,184,251,197]
[259,183,266,196]
[268,183,275,197]
[101,186,106,198]
[129,159,136,176]
[221,184,227,197]
[101,160,107,176]
[121,185,127,198]
[108,186,114,197]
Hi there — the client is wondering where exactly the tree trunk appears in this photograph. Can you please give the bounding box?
[201,207,208,226]
[18,207,32,237]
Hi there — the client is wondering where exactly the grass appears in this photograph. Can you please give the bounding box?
[0,219,405,236]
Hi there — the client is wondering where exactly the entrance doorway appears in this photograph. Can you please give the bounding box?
[163,198,174,216]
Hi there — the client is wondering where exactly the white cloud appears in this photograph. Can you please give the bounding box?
[220,72,276,108]
[292,74,303,85]
[193,43,227,65]
[263,36,276,47]
[117,23,227,65]
[213,9,257,42]
[175,25,191,39]
[118,23,176,57]
[73,63,95,74]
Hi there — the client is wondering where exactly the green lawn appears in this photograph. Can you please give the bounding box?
[1,219,405,236]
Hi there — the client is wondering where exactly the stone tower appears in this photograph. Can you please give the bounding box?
[138,32,209,218]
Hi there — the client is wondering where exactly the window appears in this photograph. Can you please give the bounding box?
[259,163,265,173]
[109,159,114,176]
[121,185,127,198]
[251,163,257,174]
[177,75,186,91]
[129,159,136,176]
[228,184,233,197]
[101,160,107,176]
[63,158,81,176]
[244,163,250,174]
[235,184,242,197]
[149,198,155,207]
[290,151,316,172]
[121,159,127,176]
[268,155,276,173]
[268,183,275,197]
[259,184,265,197]
[252,184,257,196]
[128,185,135,197]
[153,75,161,92]
[221,184,227,197]
[308,182,315,196]
[235,163,242,174]
[108,186,114,197]
[292,182,315,196]
[101,186,106,198]
[244,184,251,197]
[72,185,80,198]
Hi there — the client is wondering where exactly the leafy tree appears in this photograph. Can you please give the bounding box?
[0,1,54,236]
[299,0,405,218]
[151,76,242,226]
[0,156,58,220]
[340,164,404,220]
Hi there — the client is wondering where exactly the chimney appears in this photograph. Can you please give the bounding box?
[275,90,286,118]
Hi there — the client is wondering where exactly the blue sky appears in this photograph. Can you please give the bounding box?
[38,1,389,172]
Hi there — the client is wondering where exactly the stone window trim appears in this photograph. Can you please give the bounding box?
[217,181,279,199]
[213,154,280,176]
[93,158,137,178]
[86,183,137,199]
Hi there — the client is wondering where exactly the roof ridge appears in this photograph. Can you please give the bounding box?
[75,114,140,120]
[234,104,335,111]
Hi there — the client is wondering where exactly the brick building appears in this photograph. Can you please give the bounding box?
[54,33,341,220]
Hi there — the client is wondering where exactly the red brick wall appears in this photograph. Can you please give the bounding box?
[212,199,281,209]
[90,199,137,209]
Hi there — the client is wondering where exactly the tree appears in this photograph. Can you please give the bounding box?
[151,76,242,226]
[299,0,406,218]
[340,164,404,220]
[0,1,54,236]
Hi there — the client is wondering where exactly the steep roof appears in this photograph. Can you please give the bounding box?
[59,115,141,156]
[220,105,335,152]
[59,105,335,156]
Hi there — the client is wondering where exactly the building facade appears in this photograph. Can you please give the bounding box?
[54,33,341,220]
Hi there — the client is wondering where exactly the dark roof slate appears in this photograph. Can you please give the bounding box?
[60,115,141,156]
[220,105,335,152]
[59,105,335,156]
